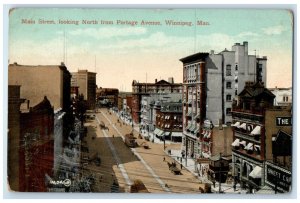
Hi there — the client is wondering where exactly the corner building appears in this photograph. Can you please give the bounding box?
[180,42,267,160]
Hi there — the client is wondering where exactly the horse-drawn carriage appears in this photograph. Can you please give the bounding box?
[167,161,181,175]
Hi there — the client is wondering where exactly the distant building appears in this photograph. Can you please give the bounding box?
[269,87,292,106]
[96,87,119,107]
[155,102,183,142]
[132,77,182,124]
[71,69,96,109]
[139,93,182,139]
[231,82,292,193]
[180,42,267,163]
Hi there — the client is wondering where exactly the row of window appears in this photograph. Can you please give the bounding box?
[225,64,239,76]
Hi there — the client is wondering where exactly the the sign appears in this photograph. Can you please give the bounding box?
[265,162,291,192]
[276,117,292,126]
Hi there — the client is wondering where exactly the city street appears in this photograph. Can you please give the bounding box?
[81,108,204,193]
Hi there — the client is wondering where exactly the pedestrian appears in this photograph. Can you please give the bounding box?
[180,163,183,169]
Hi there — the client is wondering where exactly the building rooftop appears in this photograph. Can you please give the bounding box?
[179,52,209,63]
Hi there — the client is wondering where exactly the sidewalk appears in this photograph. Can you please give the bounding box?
[164,149,246,194]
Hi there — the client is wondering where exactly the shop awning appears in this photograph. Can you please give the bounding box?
[244,142,253,150]
[254,145,261,151]
[238,123,247,130]
[240,140,246,146]
[190,124,198,132]
[171,132,182,137]
[186,123,192,130]
[202,152,210,158]
[232,121,240,127]
[251,126,261,135]
[153,128,160,135]
[249,166,262,179]
[231,138,240,147]
[194,126,200,134]
[157,130,165,137]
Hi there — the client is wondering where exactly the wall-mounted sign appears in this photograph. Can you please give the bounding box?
[276,117,292,126]
[265,162,291,193]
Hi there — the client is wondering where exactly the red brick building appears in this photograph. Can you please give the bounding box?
[154,102,183,142]
[19,96,54,192]
[231,82,292,193]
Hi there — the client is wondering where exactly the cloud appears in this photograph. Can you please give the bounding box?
[68,27,147,39]
[262,25,286,35]
[237,31,259,38]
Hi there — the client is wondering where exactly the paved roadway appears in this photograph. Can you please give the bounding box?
[82,108,204,193]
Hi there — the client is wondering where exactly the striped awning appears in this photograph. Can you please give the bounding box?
[238,123,247,130]
[240,140,246,146]
[153,128,160,135]
[171,132,182,137]
[157,130,165,137]
[249,166,262,179]
[244,142,254,150]
[232,121,240,127]
[251,126,261,135]
[231,139,240,147]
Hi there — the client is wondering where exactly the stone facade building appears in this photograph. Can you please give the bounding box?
[269,87,292,106]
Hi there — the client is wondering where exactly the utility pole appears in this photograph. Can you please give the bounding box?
[219,152,222,193]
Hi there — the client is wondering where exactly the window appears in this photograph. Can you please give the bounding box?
[226,82,232,89]
[235,89,238,96]
[226,94,232,101]
[283,96,289,102]
[226,65,232,76]
[235,64,238,71]
[226,108,232,115]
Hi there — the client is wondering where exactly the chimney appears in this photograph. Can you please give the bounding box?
[155,79,157,83]
[168,77,174,84]
[243,41,248,54]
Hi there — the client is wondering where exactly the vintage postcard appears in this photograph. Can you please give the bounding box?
[7,8,293,194]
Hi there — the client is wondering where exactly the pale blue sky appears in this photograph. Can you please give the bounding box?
[9,8,293,90]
